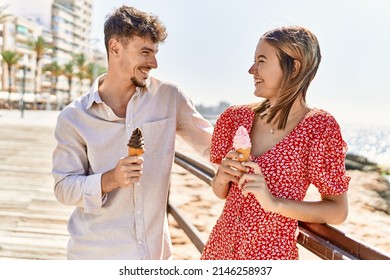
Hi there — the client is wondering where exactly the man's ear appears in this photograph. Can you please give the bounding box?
[292,59,301,79]
[109,38,120,56]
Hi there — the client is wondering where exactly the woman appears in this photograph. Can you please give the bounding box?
[201,26,350,260]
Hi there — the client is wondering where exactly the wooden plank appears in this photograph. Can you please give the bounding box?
[0,123,71,260]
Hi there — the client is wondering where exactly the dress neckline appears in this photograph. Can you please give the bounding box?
[250,108,315,159]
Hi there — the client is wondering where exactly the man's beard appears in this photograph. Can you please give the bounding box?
[131,77,147,88]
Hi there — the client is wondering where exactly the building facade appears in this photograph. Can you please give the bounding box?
[1,0,105,108]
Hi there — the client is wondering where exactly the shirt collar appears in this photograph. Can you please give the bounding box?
[86,73,105,110]
[86,74,151,110]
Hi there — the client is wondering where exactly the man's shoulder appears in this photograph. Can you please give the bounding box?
[149,76,182,93]
[58,94,89,121]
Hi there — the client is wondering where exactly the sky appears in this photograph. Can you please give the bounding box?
[6,0,390,126]
[90,0,390,127]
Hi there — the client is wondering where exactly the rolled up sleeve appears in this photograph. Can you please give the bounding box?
[52,111,107,214]
[175,87,213,161]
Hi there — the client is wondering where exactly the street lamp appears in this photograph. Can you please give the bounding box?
[20,54,28,119]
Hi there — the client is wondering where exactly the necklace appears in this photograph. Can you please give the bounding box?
[269,106,308,134]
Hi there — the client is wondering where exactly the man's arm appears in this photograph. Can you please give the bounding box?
[52,116,105,213]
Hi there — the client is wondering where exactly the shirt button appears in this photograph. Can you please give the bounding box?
[137,210,141,214]
[127,124,130,127]
[138,240,143,244]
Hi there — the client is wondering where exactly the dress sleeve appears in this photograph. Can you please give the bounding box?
[308,116,351,195]
[210,106,236,164]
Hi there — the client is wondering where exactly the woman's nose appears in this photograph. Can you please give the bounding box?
[248,63,256,74]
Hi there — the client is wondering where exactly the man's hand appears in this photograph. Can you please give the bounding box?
[101,156,144,194]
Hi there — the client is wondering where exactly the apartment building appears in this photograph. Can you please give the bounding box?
[0,14,52,96]
[52,0,93,64]
[1,0,102,107]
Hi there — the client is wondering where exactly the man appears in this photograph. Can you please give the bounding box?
[52,6,212,260]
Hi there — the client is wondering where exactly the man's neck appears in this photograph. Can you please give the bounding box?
[98,74,137,118]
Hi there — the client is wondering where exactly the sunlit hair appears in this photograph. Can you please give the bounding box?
[104,5,168,58]
[253,26,322,130]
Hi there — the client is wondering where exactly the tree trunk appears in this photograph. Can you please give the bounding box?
[7,65,11,105]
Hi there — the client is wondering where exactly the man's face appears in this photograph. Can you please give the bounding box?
[118,36,159,87]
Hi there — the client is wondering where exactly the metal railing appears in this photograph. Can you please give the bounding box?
[168,151,390,260]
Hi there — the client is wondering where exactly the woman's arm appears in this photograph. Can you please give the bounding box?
[240,161,348,224]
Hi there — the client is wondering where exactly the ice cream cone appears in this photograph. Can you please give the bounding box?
[233,126,252,162]
[236,147,251,162]
[127,128,145,156]
[128,147,145,157]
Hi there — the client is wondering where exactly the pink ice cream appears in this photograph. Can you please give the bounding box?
[233,126,252,150]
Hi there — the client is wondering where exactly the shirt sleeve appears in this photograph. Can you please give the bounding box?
[52,112,107,214]
[175,87,213,162]
[308,116,351,195]
[210,106,237,164]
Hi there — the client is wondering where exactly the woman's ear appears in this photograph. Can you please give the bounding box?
[292,59,301,79]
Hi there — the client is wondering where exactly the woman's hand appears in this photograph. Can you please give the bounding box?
[239,161,277,212]
[212,150,247,199]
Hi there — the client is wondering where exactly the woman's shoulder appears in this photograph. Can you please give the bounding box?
[221,104,255,118]
[213,104,255,133]
[306,108,339,125]
[304,108,342,135]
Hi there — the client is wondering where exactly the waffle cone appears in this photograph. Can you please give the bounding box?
[128,147,145,156]
[236,147,251,162]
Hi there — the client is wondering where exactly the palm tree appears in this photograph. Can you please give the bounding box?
[28,36,49,96]
[86,62,106,87]
[0,5,10,23]
[86,62,95,87]
[63,61,75,104]
[43,62,62,109]
[74,53,87,95]
[1,50,21,106]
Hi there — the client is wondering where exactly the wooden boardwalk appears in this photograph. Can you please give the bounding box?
[0,111,201,260]
[0,119,73,259]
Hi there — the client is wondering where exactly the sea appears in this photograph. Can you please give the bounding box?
[341,123,390,169]
[341,123,390,183]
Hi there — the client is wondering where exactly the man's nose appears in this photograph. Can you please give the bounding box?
[149,55,158,69]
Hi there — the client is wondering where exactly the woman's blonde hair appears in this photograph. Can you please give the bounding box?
[253,26,322,130]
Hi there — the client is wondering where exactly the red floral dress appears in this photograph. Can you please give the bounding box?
[201,105,350,260]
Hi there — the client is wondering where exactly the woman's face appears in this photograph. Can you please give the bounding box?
[248,39,283,103]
